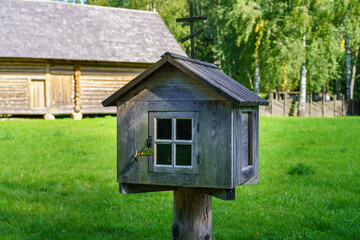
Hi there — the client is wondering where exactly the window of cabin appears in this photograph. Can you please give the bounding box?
[149,112,198,174]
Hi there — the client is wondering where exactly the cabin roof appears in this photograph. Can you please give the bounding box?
[102,52,269,106]
[0,0,185,63]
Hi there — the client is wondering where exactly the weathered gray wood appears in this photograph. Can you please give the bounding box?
[242,174,259,185]
[117,65,227,103]
[117,101,149,183]
[252,108,259,177]
[120,183,175,194]
[233,107,258,186]
[198,101,232,189]
[148,101,199,111]
[241,112,250,168]
[233,109,241,186]
[147,172,199,187]
[201,188,235,201]
[172,187,212,240]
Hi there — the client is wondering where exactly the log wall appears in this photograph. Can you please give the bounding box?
[0,58,149,115]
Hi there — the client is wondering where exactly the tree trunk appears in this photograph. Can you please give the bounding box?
[350,45,358,100]
[254,62,260,95]
[298,33,307,116]
[346,34,351,100]
[172,187,212,240]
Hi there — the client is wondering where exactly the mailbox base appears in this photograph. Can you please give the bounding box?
[172,187,212,240]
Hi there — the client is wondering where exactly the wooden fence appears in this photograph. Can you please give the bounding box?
[260,91,359,117]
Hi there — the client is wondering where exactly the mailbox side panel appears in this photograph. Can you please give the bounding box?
[117,100,149,184]
[197,101,233,189]
[233,106,259,186]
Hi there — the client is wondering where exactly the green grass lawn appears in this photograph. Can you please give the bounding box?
[0,116,359,239]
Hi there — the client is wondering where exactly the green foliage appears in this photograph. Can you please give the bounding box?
[85,1,360,96]
[287,162,315,175]
[0,117,360,239]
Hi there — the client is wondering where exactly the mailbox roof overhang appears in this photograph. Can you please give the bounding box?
[102,52,269,107]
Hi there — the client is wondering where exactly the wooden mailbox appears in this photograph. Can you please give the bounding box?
[103,52,268,239]
[103,52,268,197]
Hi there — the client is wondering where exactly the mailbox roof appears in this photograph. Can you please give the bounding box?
[102,52,269,106]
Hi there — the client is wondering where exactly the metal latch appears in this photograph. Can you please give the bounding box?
[134,149,154,161]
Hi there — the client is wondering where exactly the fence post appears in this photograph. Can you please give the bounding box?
[309,92,312,117]
[269,89,273,116]
[322,89,325,117]
[333,94,336,116]
[283,89,287,117]
[342,94,344,116]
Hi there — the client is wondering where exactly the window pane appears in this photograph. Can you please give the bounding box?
[157,118,172,139]
[176,119,192,140]
[156,144,172,165]
[176,145,191,166]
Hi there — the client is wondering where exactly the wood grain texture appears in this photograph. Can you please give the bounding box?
[197,101,232,189]
[120,183,175,194]
[117,64,227,103]
[0,59,144,115]
[30,80,45,108]
[117,101,149,183]
[172,187,212,240]
[233,107,258,186]
[50,75,73,106]
[116,100,234,189]
[0,78,27,108]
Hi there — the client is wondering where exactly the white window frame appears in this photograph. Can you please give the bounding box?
[149,111,199,174]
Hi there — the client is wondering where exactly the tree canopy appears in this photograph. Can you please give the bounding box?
[87,0,360,99]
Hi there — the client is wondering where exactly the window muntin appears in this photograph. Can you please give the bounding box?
[153,113,194,168]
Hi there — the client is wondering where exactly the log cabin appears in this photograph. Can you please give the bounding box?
[0,0,185,119]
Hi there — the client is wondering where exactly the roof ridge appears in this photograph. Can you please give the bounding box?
[20,0,159,15]
[161,52,218,69]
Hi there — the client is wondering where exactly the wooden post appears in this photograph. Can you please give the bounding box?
[333,94,336,116]
[172,187,212,240]
[72,63,82,120]
[74,63,81,113]
[309,92,312,117]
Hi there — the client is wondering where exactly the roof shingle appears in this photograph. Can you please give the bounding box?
[0,0,185,63]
